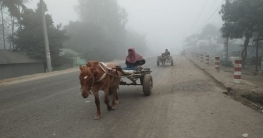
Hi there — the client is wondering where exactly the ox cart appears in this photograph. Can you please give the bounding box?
[115,66,153,96]
[157,54,173,66]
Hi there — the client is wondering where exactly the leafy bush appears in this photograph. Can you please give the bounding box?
[220,60,233,67]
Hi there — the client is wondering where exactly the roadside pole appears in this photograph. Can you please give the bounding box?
[223,38,229,61]
[40,0,52,72]
[224,0,230,61]
[253,32,259,72]
[215,57,220,72]
[206,55,209,65]
[262,41,263,73]
[233,60,242,83]
[256,39,259,72]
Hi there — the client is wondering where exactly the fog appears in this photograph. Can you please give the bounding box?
[25,0,224,55]
[118,0,224,53]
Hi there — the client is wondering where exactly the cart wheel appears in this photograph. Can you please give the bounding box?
[140,76,144,85]
[171,59,173,66]
[143,74,153,96]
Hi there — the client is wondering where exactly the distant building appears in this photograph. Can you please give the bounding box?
[60,48,86,68]
[226,39,262,65]
[228,39,243,58]
[0,50,45,80]
[197,40,221,57]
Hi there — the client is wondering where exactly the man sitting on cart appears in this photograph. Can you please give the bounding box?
[164,49,170,56]
[125,48,145,70]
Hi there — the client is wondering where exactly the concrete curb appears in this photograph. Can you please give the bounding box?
[221,69,255,76]
[0,68,79,86]
[187,56,259,87]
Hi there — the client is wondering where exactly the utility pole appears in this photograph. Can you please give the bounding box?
[40,0,52,72]
[1,6,6,49]
[261,40,263,72]
[253,32,259,72]
[255,37,259,72]
[224,0,230,61]
[223,37,229,61]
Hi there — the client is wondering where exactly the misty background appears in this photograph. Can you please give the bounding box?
[1,0,242,70]
[23,0,224,53]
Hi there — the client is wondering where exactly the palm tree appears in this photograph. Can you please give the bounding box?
[0,0,27,49]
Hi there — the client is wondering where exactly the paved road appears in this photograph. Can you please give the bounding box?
[0,56,262,138]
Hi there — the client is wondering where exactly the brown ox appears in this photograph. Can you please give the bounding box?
[79,61,122,120]
[160,53,166,66]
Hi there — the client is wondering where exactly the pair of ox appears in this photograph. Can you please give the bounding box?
[79,61,122,120]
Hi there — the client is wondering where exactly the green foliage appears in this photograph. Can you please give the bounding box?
[220,60,233,67]
[11,2,71,68]
[0,0,27,18]
[219,0,263,68]
[220,0,263,38]
[0,0,28,49]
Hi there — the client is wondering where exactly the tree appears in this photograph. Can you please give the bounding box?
[185,34,200,48]
[0,0,27,49]
[11,2,70,68]
[185,24,221,48]
[219,0,263,68]
[64,0,147,61]
[200,24,219,39]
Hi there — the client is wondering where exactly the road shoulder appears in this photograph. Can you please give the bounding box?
[186,54,263,112]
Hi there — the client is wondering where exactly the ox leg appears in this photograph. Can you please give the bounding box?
[111,86,119,110]
[115,89,119,104]
[111,89,116,110]
[104,89,112,111]
[93,93,101,120]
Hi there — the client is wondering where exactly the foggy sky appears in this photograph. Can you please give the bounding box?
[26,0,224,52]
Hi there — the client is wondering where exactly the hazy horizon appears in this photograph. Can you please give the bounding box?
[22,0,224,53]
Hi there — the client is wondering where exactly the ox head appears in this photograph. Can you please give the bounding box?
[79,61,99,98]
